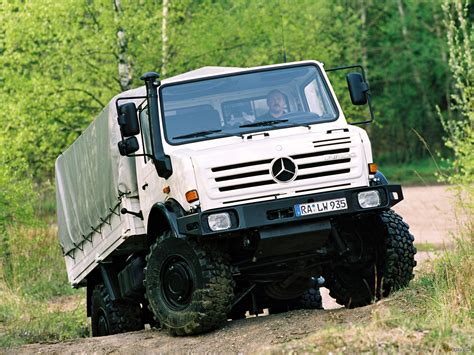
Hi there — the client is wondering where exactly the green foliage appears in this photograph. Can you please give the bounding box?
[0,137,36,287]
[366,0,448,162]
[0,0,455,183]
[381,158,449,185]
[440,0,474,189]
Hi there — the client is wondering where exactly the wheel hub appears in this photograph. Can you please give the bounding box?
[162,257,193,310]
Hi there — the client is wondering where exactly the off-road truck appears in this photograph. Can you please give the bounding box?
[55,60,416,336]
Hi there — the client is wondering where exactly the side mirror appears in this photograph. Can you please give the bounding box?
[118,136,139,156]
[118,103,139,137]
[346,73,369,105]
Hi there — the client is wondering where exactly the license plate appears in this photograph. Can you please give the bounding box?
[294,198,348,217]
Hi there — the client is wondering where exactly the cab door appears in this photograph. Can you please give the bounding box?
[135,110,166,227]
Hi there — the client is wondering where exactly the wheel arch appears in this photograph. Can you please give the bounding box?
[147,199,186,247]
[374,171,389,185]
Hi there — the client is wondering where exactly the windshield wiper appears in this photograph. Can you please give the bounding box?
[173,129,223,139]
[239,119,288,128]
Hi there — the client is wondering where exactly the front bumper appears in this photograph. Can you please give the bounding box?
[177,184,403,236]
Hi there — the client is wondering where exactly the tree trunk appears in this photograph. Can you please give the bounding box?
[162,0,170,77]
[114,0,132,91]
[360,0,368,77]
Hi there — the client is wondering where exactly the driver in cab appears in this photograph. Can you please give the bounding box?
[258,89,287,121]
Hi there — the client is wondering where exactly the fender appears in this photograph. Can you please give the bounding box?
[375,171,389,185]
[147,202,186,244]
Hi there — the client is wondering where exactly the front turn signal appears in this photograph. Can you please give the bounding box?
[368,163,378,174]
[185,189,199,203]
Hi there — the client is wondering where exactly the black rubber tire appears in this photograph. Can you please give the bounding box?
[300,287,323,309]
[324,261,378,308]
[145,236,234,335]
[324,210,416,308]
[380,210,417,294]
[268,287,323,314]
[90,284,144,337]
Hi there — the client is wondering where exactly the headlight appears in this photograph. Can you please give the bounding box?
[207,213,232,231]
[358,190,381,208]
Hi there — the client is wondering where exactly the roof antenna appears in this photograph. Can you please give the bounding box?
[279,0,287,63]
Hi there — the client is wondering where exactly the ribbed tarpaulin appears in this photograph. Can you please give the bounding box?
[55,87,145,255]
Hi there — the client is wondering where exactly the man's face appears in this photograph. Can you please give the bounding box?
[267,92,285,117]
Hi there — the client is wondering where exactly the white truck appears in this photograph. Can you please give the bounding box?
[56,60,416,336]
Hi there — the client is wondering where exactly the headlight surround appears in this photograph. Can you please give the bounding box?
[358,190,381,208]
[207,212,232,231]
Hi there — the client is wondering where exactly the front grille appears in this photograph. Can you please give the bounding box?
[211,158,272,172]
[211,136,355,193]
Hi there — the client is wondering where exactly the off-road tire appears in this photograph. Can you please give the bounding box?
[324,210,416,308]
[145,235,234,335]
[300,287,323,309]
[268,287,323,314]
[380,210,417,294]
[90,284,144,337]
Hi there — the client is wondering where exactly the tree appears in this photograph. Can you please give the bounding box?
[441,0,473,187]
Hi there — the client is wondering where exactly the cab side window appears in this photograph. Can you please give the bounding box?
[140,109,153,162]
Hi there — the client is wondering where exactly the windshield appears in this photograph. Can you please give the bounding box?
[160,64,338,145]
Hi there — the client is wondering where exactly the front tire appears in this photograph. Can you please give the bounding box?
[324,210,416,308]
[380,210,417,293]
[145,235,234,335]
[90,284,144,337]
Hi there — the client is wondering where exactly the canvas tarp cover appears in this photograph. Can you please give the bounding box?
[55,87,146,255]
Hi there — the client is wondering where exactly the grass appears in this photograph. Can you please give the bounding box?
[0,222,88,347]
[0,286,88,347]
[415,242,448,252]
[381,158,449,186]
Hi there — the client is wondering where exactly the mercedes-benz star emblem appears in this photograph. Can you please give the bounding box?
[271,157,298,183]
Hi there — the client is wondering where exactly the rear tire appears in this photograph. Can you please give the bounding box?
[90,284,144,337]
[300,287,323,309]
[268,287,323,314]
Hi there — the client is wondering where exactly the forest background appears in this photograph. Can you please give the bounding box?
[0,0,472,348]
[1,0,470,181]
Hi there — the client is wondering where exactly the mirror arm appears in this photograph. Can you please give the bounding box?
[125,153,155,159]
[326,64,368,82]
[326,64,374,125]
[351,93,375,125]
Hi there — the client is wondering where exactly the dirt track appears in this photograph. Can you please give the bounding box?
[6,185,465,354]
[393,185,468,245]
